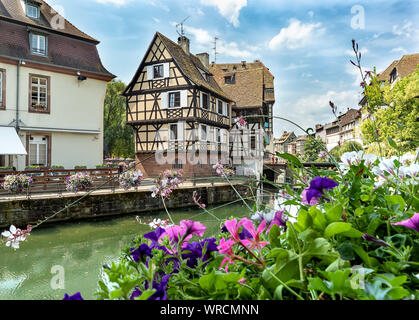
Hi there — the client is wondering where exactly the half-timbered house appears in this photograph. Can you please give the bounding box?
[210,61,275,176]
[123,33,233,178]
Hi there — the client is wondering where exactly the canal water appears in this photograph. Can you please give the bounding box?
[0,203,253,300]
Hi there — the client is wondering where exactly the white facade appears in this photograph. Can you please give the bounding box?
[0,62,107,170]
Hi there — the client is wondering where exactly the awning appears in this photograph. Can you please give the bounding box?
[0,127,27,155]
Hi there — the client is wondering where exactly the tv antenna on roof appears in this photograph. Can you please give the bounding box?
[176,16,190,37]
[213,37,219,63]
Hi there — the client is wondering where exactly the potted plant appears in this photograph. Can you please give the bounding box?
[0,166,14,172]
[74,165,87,170]
[32,104,46,111]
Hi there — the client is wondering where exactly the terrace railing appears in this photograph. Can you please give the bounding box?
[0,168,122,196]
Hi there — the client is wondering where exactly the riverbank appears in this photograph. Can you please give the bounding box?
[0,181,249,228]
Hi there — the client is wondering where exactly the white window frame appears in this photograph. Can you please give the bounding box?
[30,33,47,56]
[200,124,208,141]
[30,76,48,110]
[0,71,3,107]
[29,136,48,166]
[216,128,221,143]
[169,123,178,141]
[168,91,181,109]
[26,3,39,19]
[217,99,224,115]
[201,92,209,110]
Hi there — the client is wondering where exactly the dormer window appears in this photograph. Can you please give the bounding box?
[30,33,47,56]
[26,2,40,19]
[224,75,235,84]
[390,69,398,84]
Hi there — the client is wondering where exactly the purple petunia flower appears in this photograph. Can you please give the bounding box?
[130,274,171,300]
[302,177,338,205]
[392,213,419,232]
[267,210,288,232]
[181,238,218,268]
[130,244,152,263]
[362,234,390,247]
[63,292,84,300]
[144,227,166,249]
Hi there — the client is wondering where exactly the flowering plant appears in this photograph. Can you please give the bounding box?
[84,147,419,301]
[150,170,183,199]
[65,173,93,192]
[2,174,33,194]
[119,170,144,190]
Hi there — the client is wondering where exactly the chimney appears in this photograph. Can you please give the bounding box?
[178,36,190,55]
[196,53,210,70]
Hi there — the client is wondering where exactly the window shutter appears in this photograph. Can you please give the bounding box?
[146,66,153,81]
[180,91,187,108]
[160,92,168,109]
[164,63,170,78]
[178,121,185,141]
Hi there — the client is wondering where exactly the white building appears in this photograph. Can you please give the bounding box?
[0,0,114,170]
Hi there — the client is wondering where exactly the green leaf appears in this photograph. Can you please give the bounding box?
[337,243,356,261]
[199,269,215,291]
[325,205,343,223]
[387,136,398,150]
[324,222,352,238]
[385,195,405,211]
[294,209,312,232]
[110,289,122,299]
[135,289,156,300]
[269,224,282,248]
[340,227,364,238]
[276,152,302,167]
[352,245,379,268]
[310,207,328,232]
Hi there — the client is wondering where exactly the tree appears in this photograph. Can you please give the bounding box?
[329,141,363,161]
[359,68,419,156]
[104,80,135,158]
[302,136,327,162]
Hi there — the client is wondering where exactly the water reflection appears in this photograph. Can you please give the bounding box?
[0,204,249,300]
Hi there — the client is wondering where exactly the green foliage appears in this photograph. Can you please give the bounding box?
[104,80,135,158]
[360,68,419,156]
[302,136,327,162]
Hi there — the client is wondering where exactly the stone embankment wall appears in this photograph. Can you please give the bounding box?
[0,185,248,228]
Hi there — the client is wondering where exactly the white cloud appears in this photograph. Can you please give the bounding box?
[184,26,213,45]
[281,63,310,71]
[181,25,259,59]
[200,0,247,27]
[277,90,361,134]
[95,0,129,5]
[269,19,325,50]
[308,10,314,18]
[391,47,407,53]
[345,47,368,57]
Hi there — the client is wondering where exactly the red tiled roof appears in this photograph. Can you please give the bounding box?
[0,0,98,42]
[0,1,114,78]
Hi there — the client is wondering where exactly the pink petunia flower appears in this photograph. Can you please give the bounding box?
[240,218,270,250]
[224,218,245,242]
[180,220,207,238]
[392,213,419,232]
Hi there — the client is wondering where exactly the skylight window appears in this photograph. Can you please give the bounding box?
[26,3,39,19]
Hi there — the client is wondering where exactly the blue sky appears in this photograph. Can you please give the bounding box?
[48,0,419,138]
